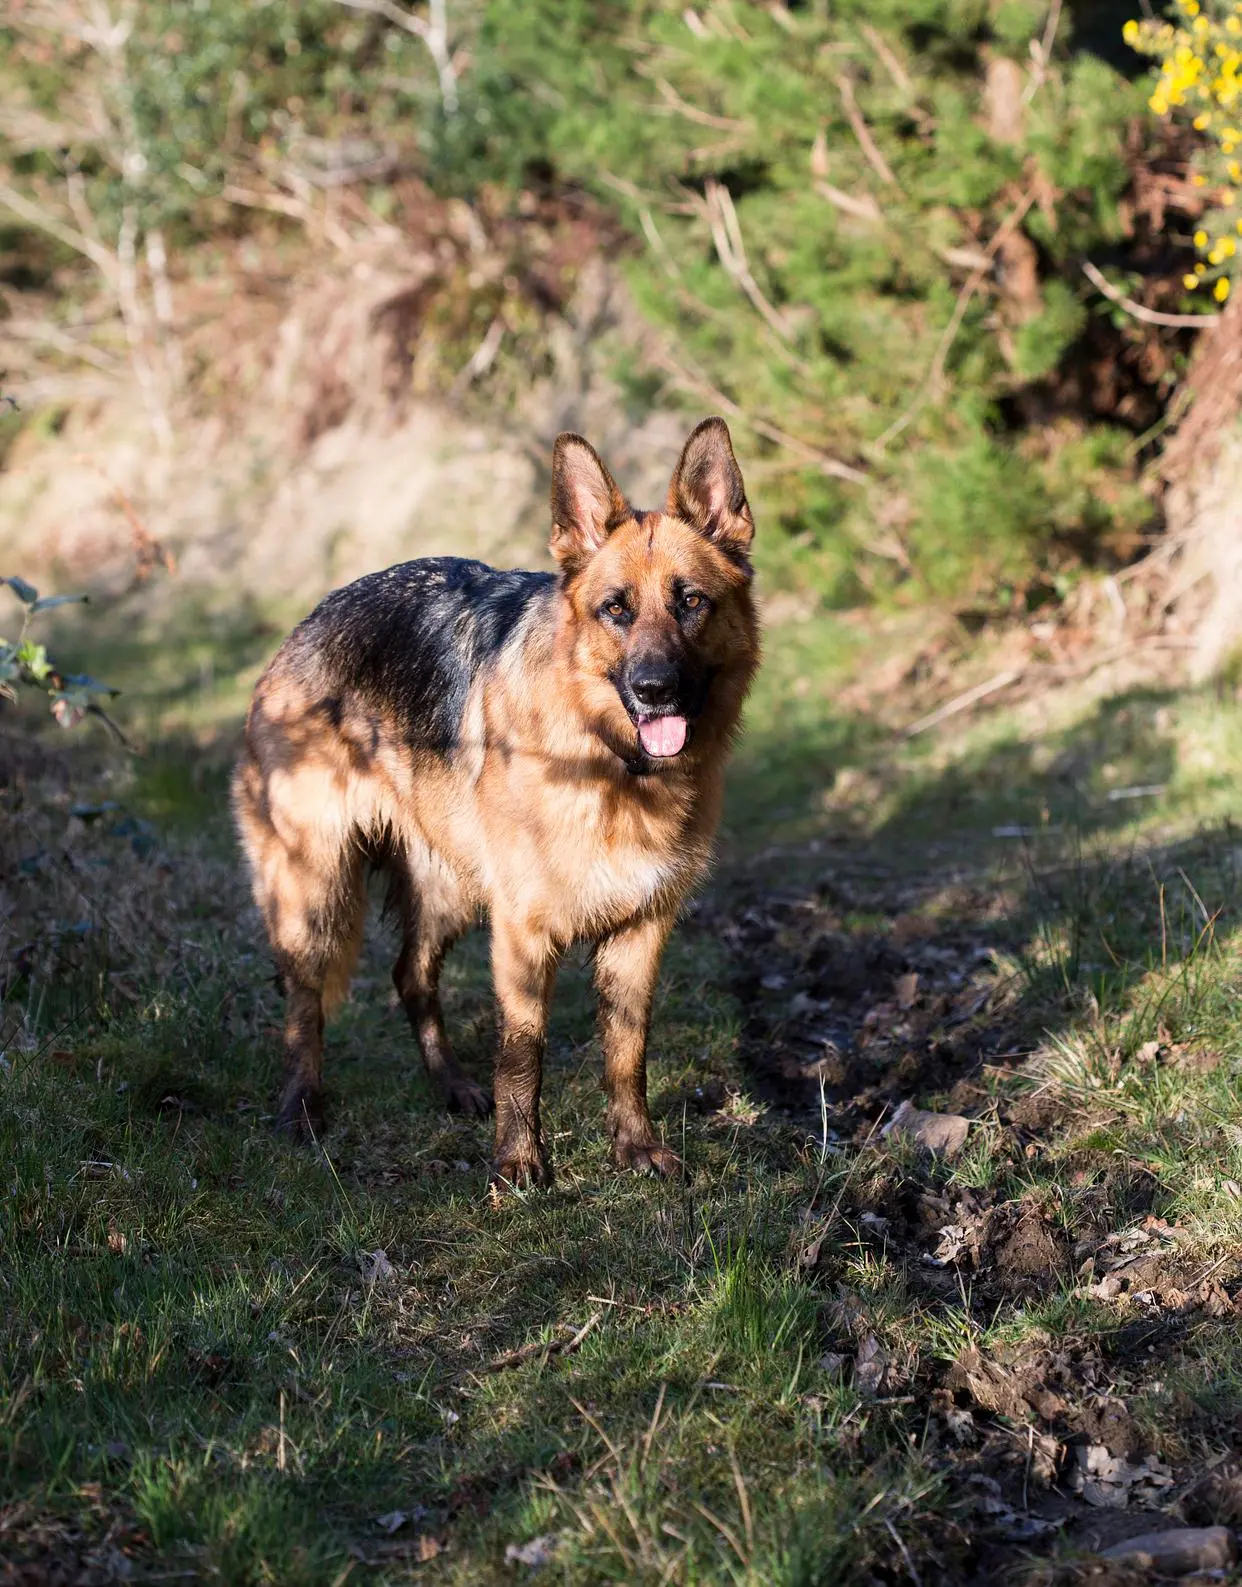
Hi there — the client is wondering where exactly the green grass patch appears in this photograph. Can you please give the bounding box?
[7,615,1242,1580]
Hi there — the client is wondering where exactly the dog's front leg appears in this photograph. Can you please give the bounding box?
[489,915,557,1190]
[595,911,681,1177]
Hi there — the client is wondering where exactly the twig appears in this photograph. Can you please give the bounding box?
[453,314,506,388]
[639,207,683,280]
[1081,261,1218,330]
[653,77,747,131]
[875,187,1037,450]
[221,182,312,222]
[474,1312,601,1375]
[836,75,898,187]
[649,347,867,483]
[333,0,458,113]
[1021,0,1063,105]
[902,669,1023,738]
[885,1517,923,1586]
[702,179,792,341]
[860,25,912,94]
[814,181,882,222]
[0,180,115,279]
[2,317,121,375]
[221,180,353,251]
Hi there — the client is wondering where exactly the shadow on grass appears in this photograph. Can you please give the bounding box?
[717,679,1239,1120]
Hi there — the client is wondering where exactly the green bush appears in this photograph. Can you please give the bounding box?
[437,0,1171,604]
[1,0,1189,608]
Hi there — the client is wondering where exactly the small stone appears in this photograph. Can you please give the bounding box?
[884,1099,970,1157]
[1101,1525,1237,1574]
[505,1534,558,1567]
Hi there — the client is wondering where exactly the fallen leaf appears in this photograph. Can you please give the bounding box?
[894,972,920,1010]
[854,1334,889,1397]
[924,1224,969,1267]
[1068,1444,1174,1509]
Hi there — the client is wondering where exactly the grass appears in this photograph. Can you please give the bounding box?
[7,609,1242,1583]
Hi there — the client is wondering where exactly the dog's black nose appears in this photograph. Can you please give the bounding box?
[629,660,679,708]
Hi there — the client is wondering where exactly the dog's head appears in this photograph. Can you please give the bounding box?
[550,418,760,774]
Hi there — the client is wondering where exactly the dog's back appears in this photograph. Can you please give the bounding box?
[273,558,558,758]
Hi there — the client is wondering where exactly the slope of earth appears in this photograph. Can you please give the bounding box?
[4,596,1242,1585]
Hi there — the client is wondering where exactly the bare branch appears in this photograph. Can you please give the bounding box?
[334,0,458,112]
[0,180,115,279]
[649,345,867,484]
[1081,261,1218,330]
[652,78,748,131]
[1021,0,1063,105]
[702,179,792,342]
[639,207,682,280]
[836,75,898,188]
[860,24,913,94]
[814,181,882,222]
[2,317,123,375]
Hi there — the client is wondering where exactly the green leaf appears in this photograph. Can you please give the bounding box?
[15,640,51,681]
[31,593,88,613]
[2,576,38,605]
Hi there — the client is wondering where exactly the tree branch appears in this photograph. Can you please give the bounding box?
[1081,260,1218,330]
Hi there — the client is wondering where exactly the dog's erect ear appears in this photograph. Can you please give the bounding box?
[666,417,754,560]
[550,433,630,572]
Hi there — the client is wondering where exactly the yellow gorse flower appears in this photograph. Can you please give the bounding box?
[1130,2,1242,300]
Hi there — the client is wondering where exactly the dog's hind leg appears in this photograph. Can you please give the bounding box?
[234,755,367,1138]
[271,849,366,1137]
[388,853,491,1118]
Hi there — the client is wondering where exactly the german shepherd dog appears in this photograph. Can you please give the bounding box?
[233,418,760,1188]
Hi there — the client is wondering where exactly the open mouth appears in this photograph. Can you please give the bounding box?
[634,713,689,758]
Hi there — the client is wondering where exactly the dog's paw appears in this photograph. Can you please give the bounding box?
[445,1077,494,1119]
[275,1084,325,1140]
[488,1150,552,1194]
[612,1134,682,1178]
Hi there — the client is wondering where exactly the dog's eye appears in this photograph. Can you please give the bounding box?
[601,599,628,621]
[682,592,705,611]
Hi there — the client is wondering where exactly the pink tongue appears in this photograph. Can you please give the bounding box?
[638,715,688,757]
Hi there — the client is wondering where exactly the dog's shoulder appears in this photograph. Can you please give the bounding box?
[276,557,557,755]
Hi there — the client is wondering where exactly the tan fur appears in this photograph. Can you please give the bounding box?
[234,421,760,1182]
